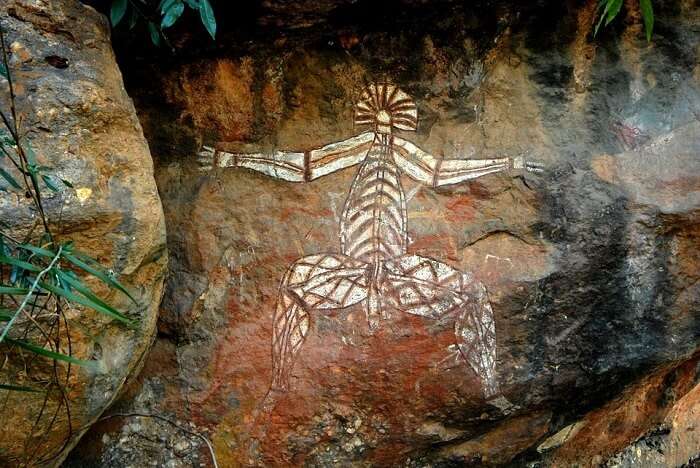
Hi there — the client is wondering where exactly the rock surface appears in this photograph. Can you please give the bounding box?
[72,0,698,466]
[0,0,166,465]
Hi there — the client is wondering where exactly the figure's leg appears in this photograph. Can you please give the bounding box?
[271,253,369,391]
[453,280,498,397]
[382,254,498,397]
[271,268,310,391]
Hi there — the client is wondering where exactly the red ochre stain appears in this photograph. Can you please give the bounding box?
[445,195,477,223]
[193,254,485,464]
[410,234,460,261]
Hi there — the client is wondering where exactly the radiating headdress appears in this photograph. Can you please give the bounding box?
[354,83,417,133]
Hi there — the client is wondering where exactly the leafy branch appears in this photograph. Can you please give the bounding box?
[110,0,217,47]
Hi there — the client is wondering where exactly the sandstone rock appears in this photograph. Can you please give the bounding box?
[73,0,698,465]
[0,0,166,465]
[543,356,700,467]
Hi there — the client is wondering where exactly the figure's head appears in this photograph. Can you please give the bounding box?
[354,83,417,134]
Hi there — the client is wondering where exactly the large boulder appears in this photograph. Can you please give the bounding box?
[0,0,166,465]
[71,0,698,466]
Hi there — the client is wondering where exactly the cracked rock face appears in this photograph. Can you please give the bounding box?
[0,0,166,465]
[69,378,206,468]
[74,0,698,466]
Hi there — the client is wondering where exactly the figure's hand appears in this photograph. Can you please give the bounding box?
[197,145,216,172]
[512,155,545,174]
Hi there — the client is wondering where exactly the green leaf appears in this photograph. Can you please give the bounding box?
[161,1,185,29]
[640,0,654,42]
[23,142,37,166]
[605,0,624,25]
[62,252,137,304]
[61,241,75,254]
[0,383,41,392]
[0,63,7,79]
[0,129,13,147]
[111,0,128,26]
[148,22,162,46]
[22,143,42,195]
[5,338,98,369]
[159,0,178,14]
[184,0,199,8]
[0,167,21,190]
[39,279,135,327]
[18,243,55,259]
[198,0,216,40]
[0,255,41,272]
[594,0,611,36]
[0,309,11,321]
[54,270,132,325]
[41,174,60,192]
[128,9,139,30]
[0,285,30,295]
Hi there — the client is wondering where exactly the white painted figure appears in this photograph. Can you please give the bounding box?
[199,83,543,399]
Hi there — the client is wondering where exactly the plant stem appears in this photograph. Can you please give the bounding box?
[0,26,52,239]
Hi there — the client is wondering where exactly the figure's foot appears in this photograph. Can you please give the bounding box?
[486,394,515,414]
[258,386,287,414]
[248,387,288,441]
[434,344,500,399]
[481,380,500,400]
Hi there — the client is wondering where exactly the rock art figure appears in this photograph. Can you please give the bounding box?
[199,83,543,399]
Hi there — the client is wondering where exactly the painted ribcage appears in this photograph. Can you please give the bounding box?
[340,136,407,264]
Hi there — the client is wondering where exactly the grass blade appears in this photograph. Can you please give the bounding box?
[54,270,132,325]
[5,338,98,369]
[640,0,654,42]
[62,252,137,304]
[0,167,21,190]
[18,243,55,258]
[23,142,37,166]
[0,383,42,392]
[41,174,60,192]
[0,285,30,294]
[39,279,135,327]
[0,255,41,272]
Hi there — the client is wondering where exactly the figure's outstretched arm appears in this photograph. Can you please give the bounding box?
[198,132,376,182]
[392,136,544,187]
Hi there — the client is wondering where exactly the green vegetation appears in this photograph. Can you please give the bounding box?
[107,0,650,48]
[110,0,217,47]
[0,26,138,465]
[595,0,654,41]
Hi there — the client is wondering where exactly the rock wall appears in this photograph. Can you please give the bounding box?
[0,0,166,465]
[70,0,698,466]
